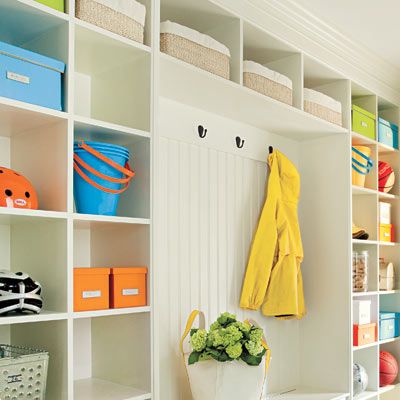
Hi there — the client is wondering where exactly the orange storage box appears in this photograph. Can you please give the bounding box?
[380,223,394,243]
[74,268,110,312]
[353,323,377,346]
[110,267,147,309]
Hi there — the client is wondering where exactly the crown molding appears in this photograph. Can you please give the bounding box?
[216,0,400,103]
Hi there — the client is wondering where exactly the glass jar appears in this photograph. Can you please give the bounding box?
[353,251,368,292]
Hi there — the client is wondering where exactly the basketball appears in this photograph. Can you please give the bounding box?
[379,161,395,193]
[380,351,399,386]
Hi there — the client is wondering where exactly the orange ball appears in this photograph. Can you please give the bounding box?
[0,167,38,209]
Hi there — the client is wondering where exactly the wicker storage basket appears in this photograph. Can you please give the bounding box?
[76,0,146,43]
[304,88,342,126]
[160,21,230,80]
[243,61,292,105]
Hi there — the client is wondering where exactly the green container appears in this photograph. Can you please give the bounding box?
[352,105,376,140]
[35,0,64,12]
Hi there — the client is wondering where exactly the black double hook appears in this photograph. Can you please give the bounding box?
[198,125,207,138]
[236,136,245,149]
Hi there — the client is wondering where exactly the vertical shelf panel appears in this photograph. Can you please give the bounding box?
[242,21,303,109]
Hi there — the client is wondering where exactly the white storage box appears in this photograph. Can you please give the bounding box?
[380,202,391,225]
[304,88,342,126]
[380,260,395,291]
[160,20,231,79]
[243,60,293,105]
[76,0,146,43]
[354,300,371,325]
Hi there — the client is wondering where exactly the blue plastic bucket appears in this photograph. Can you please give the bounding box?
[73,141,133,216]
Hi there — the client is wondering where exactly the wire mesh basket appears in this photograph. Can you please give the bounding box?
[0,344,49,400]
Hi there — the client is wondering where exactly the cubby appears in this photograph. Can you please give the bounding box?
[242,21,303,109]
[352,84,378,137]
[353,243,378,293]
[379,340,400,388]
[0,320,68,399]
[0,214,67,315]
[73,119,150,219]
[73,314,151,400]
[74,24,151,131]
[379,246,400,292]
[303,55,351,129]
[160,0,242,84]
[378,97,400,132]
[0,118,68,212]
[378,152,400,196]
[73,219,149,268]
[353,194,378,240]
[0,0,69,111]
[354,346,379,394]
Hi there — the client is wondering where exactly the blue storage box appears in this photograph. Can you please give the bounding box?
[0,41,65,111]
[378,117,399,150]
[379,312,400,341]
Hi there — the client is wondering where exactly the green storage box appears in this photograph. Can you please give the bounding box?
[352,104,376,140]
[35,0,64,12]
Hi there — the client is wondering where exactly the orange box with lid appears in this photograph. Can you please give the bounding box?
[353,323,377,346]
[74,268,111,312]
[110,267,148,309]
[380,223,394,243]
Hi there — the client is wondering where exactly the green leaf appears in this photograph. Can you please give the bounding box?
[188,351,201,365]
[207,349,221,357]
[190,328,199,337]
[240,352,263,366]
[217,351,231,362]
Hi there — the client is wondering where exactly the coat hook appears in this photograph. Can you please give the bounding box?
[236,136,245,149]
[198,125,207,138]
[269,146,274,154]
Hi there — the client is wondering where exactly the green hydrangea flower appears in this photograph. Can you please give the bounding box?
[235,321,251,333]
[217,312,236,326]
[210,321,221,331]
[225,325,243,344]
[245,340,264,356]
[208,325,243,348]
[191,329,208,352]
[208,329,224,347]
[226,342,243,359]
[249,328,263,343]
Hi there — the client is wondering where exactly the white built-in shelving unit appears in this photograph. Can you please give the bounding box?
[0,0,153,399]
[2,0,400,399]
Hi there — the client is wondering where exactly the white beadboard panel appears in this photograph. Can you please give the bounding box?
[157,100,301,399]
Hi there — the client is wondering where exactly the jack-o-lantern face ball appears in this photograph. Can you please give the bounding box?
[0,167,38,209]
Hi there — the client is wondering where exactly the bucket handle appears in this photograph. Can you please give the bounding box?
[73,140,135,194]
[352,146,373,175]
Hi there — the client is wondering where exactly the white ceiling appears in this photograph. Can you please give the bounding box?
[293,0,400,68]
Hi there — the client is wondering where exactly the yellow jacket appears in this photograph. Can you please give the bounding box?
[240,150,305,319]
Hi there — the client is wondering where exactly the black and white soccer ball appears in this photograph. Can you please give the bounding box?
[0,270,43,314]
[353,363,368,395]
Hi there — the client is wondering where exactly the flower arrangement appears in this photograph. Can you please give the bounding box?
[189,312,266,366]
